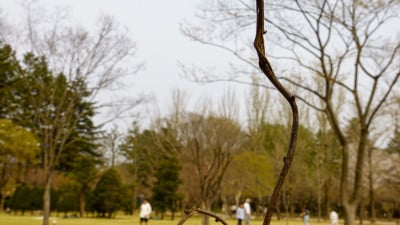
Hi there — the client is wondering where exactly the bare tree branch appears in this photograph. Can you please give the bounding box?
[177,207,228,225]
[254,1,299,225]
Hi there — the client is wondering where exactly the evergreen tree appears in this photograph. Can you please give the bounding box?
[9,185,31,215]
[56,180,80,215]
[0,43,22,120]
[92,168,122,218]
[70,154,100,217]
[151,156,182,220]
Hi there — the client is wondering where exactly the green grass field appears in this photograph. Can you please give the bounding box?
[0,213,398,225]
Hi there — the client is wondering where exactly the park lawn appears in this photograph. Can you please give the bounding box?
[0,213,233,225]
[0,213,275,225]
[0,213,397,225]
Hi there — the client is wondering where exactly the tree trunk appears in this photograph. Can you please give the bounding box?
[0,194,5,213]
[201,200,210,225]
[368,147,376,223]
[339,138,367,225]
[369,188,376,223]
[359,197,364,225]
[43,171,52,225]
[235,191,242,206]
[317,174,322,222]
[79,189,85,217]
[343,204,357,225]
[0,161,7,212]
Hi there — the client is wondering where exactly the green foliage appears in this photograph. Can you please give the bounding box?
[9,185,32,214]
[120,127,156,189]
[119,183,135,215]
[0,43,22,119]
[120,123,180,196]
[0,119,40,205]
[223,151,274,198]
[0,42,99,162]
[9,185,45,214]
[0,119,39,162]
[56,180,80,213]
[92,168,123,217]
[151,156,182,218]
[57,78,101,171]
[71,155,99,189]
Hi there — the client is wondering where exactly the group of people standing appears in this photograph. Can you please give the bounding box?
[139,198,339,225]
[235,202,339,225]
[236,198,252,225]
[300,205,340,225]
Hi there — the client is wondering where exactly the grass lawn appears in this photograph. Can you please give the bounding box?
[0,213,398,225]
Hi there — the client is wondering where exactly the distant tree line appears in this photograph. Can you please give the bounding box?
[4,169,133,218]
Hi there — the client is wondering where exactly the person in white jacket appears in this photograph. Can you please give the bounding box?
[329,210,339,225]
[244,198,251,225]
[140,199,152,225]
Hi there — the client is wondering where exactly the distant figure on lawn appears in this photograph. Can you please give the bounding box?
[330,210,339,225]
[236,203,245,225]
[140,199,152,225]
[244,198,251,225]
[300,205,310,225]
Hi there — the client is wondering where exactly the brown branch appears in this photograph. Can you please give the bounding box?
[177,207,229,225]
[254,1,299,225]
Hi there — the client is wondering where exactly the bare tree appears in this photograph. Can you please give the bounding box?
[181,1,399,225]
[179,111,245,225]
[102,125,122,168]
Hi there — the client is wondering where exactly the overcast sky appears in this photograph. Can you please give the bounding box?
[0,0,248,131]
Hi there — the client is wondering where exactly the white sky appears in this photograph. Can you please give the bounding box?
[0,0,249,132]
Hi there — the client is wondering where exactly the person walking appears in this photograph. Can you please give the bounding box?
[329,210,339,225]
[244,198,251,225]
[236,203,245,225]
[300,205,310,225]
[140,199,152,225]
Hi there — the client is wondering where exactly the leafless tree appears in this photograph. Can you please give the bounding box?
[178,110,245,225]
[102,125,123,168]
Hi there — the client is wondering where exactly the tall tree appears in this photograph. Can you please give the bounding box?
[19,53,94,224]
[179,113,244,225]
[120,127,159,199]
[181,1,399,224]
